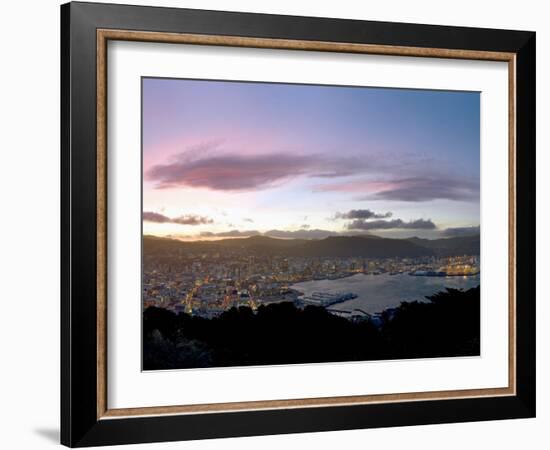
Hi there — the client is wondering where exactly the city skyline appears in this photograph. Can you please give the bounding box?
[143,78,480,240]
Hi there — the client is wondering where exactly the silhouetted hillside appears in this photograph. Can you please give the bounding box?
[143,233,480,258]
[143,286,480,370]
[288,235,433,257]
[407,235,480,256]
[143,234,308,255]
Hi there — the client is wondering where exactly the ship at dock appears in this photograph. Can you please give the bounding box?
[408,268,480,277]
[301,291,358,307]
[409,270,447,277]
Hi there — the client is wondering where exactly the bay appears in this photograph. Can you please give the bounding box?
[291,273,480,314]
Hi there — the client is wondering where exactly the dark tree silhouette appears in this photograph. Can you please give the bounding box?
[143,286,480,370]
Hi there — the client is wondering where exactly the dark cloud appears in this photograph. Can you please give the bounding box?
[143,211,213,226]
[264,229,341,239]
[334,209,392,220]
[199,230,261,238]
[367,176,479,202]
[243,218,254,223]
[440,225,480,237]
[347,218,436,230]
[143,212,172,223]
[172,215,213,225]
[194,228,366,240]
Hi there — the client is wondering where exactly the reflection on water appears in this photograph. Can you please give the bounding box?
[292,273,480,314]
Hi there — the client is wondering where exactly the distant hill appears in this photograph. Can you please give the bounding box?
[143,234,302,255]
[407,235,480,256]
[286,235,433,258]
[143,233,482,258]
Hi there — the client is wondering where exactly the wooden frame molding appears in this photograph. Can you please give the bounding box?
[96,29,517,421]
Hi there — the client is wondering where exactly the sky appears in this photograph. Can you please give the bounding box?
[142,77,480,240]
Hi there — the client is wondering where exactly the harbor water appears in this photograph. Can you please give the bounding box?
[292,272,480,314]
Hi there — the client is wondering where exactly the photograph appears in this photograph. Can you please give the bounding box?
[55,2,537,446]
[141,78,482,370]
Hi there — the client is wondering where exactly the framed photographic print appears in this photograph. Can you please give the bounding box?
[61,2,536,447]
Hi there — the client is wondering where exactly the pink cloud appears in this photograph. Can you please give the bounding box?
[146,148,363,191]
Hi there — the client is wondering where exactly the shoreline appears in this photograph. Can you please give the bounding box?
[290,272,481,316]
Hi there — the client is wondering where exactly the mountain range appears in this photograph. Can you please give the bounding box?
[144,233,480,258]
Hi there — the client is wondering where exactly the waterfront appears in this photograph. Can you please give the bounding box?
[292,272,480,314]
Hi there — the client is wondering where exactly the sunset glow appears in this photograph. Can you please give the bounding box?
[142,78,480,240]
